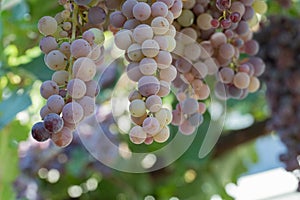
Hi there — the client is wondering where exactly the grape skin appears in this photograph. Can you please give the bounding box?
[129,99,147,117]
[52,70,69,86]
[67,79,87,99]
[72,57,96,82]
[43,113,64,133]
[46,94,65,114]
[142,117,161,135]
[38,16,57,36]
[76,96,95,117]
[145,95,162,113]
[51,126,73,147]
[62,102,84,124]
[46,50,67,71]
[31,122,51,142]
[40,80,59,99]
[129,126,147,144]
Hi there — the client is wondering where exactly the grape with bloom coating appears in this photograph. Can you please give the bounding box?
[133,24,153,44]
[31,122,51,142]
[46,94,65,114]
[233,72,250,89]
[179,119,195,135]
[67,79,87,99]
[129,99,147,117]
[114,29,133,50]
[38,16,57,36]
[139,58,157,75]
[72,57,96,82]
[181,98,199,115]
[129,125,147,144]
[62,102,84,124]
[85,80,99,97]
[138,76,160,97]
[142,117,160,135]
[127,43,144,62]
[155,108,172,127]
[44,113,64,133]
[39,36,58,54]
[52,70,69,86]
[51,126,73,147]
[145,95,162,113]
[133,2,151,21]
[40,80,59,99]
[46,50,67,71]
[151,16,170,35]
[141,39,160,58]
[153,126,170,143]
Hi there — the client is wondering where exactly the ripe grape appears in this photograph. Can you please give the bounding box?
[40,80,59,99]
[67,79,87,99]
[177,9,194,27]
[70,39,92,58]
[39,36,58,54]
[40,105,52,120]
[151,2,168,17]
[122,0,138,19]
[151,16,170,35]
[139,58,157,75]
[127,43,144,62]
[126,62,144,82]
[155,51,172,69]
[59,42,71,58]
[138,76,160,97]
[110,11,127,28]
[159,65,177,82]
[218,67,234,84]
[114,29,133,50]
[153,126,170,143]
[132,24,154,44]
[51,126,73,147]
[145,95,162,113]
[43,113,64,133]
[38,16,57,36]
[46,94,65,114]
[46,50,67,70]
[156,80,171,97]
[51,71,68,88]
[154,35,169,50]
[179,119,195,135]
[129,125,147,144]
[128,90,143,102]
[233,72,250,89]
[88,6,106,25]
[142,117,160,135]
[31,122,51,142]
[181,98,199,115]
[141,39,160,57]
[62,102,84,124]
[171,109,183,126]
[188,113,203,126]
[72,57,96,81]
[76,96,95,117]
[131,112,147,126]
[248,76,260,92]
[129,99,147,117]
[133,2,151,21]
[85,80,99,97]
[183,43,201,61]
[197,13,213,30]
[155,108,172,127]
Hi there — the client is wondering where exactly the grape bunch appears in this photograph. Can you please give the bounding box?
[31,0,106,147]
[110,0,182,144]
[255,16,300,173]
[171,0,267,101]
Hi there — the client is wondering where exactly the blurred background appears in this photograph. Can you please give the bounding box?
[1,0,300,199]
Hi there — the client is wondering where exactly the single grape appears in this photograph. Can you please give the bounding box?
[233,72,250,89]
[197,13,213,30]
[179,119,195,135]
[141,39,160,58]
[31,122,51,142]
[40,105,52,120]
[126,62,144,82]
[219,43,235,59]
[72,57,96,82]
[43,113,64,133]
[88,6,106,25]
[145,95,162,113]
[171,109,183,126]
[39,36,58,54]
[159,65,177,83]
[62,102,84,124]
[59,42,71,58]
[170,0,183,18]
[142,117,160,135]
[188,112,203,126]
[184,43,202,61]
[151,2,168,17]
[129,125,147,144]
[138,76,160,97]
[67,79,87,99]
[38,16,57,36]
[46,94,65,114]
[216,0,231,11]
[155,51,172,69]
[40,80,59,99]
[218,67,235,84]
[52,70,69,86]
[70,39,92,58]
[85,80,99,97]
[128,90,143,102]
[51,126,73,147]
[158,0,175,8]
[156,80,171,97]
[46,50,67,71]
[122,0,138,19]
[123,18,141,29]
[153,126,170,143]
[131,112,147,126]
[181,98,199,115]
[115,29,133,50]
[133,2,151,21]
[129,99,147,117]
[155,108,172,127]
[177,9,194,27]
[248,76,260,93]
[151,16,170,35]
[76,96,95,117]
[127,43,144,62]
[139,58,157,75]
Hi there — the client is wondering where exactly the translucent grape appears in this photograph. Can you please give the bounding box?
[151,16,170,35]
[70,39,92,58]
[188,112,203,126]
[133,2,151,21]
[85,80,99,97]
[219,43,235,59]
[38,16,57,36]
[155,108,172,127]
[252,0,268,14]
[154,36,168,51]
[128,90,143,102]
[151,2,168,17]
[139,58,157,75]
[31,122,51,142]
[52,70,69,86]
[233,72,250,89]
[76,96,95,117]
[175,58,192,73]
[67,79,87,99]
[181,98,199,115]
[248,76,260,93]
[141,39,160,57]
[249,57,265,76]
[132,24,153,45]
[40,105,52,120]
[46,94,65,114]
[72,57,96,82]
[129,126,147,144]
[44,113,64,133]
[110,11,127,28]
[179,119,195,135]
[115,29,133,50]
[155,51,172,69]
[46,50,67,71]
[40,36,58,54]
[195,83,210,100]
[231,1,246,16]
[171,109,183,126]
[156,80,171,97]
[51,126,73,147]
[145,95,162,113]
[210,32,227,48]
[138,76,160,97]
[59,42,71,58]
[159,65,177,82]
[177,9,194,27]
[170,0,183,18]
[127,43,144,62]
[129,99,147,117]
[62,102,84,124]
[153,126,170,143]
[244,40,259,56]
[197,13,213,30]
[40,80,59,99]
[218,67,235,84]
[142,117,160,135]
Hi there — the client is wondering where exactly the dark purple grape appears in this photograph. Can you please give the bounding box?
[31,122,51,142]
[88,6,106,25]
[43,113,64,133]
[220,19,231,29]
[216,0,231,11]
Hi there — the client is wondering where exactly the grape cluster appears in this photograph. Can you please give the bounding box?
[110,0,182,144]
[172,0,267,101]
[32,0,106,147]
[255,16,300,173]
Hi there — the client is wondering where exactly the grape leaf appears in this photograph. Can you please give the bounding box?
[0,92,31,129]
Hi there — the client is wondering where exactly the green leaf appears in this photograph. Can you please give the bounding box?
[0,92,31,130]
[18,55,52,81]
